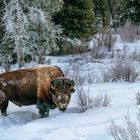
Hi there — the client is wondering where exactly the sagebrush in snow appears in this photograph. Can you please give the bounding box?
[103,60,139,82]
[89,47,108,60]
[107,111,140,140]
[75,86,112,112]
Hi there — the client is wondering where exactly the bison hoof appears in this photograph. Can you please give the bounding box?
[2,112,7,116]
[39,111,49,118]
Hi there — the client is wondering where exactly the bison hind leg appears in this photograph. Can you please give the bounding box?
[1,99,9,116]
[0,90,9,116]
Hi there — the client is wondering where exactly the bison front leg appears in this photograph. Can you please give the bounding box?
[0,90,9,116]
[37,99,50,118]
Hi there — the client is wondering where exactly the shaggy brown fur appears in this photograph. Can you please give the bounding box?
[0,66,75,117]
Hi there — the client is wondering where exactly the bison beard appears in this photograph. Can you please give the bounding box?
[0,66,75,118]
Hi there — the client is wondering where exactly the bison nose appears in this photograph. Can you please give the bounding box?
[59,107,66,112]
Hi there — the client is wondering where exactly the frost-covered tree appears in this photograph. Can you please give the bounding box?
[2,0,28,68]
[0,0,13,71]
[27,4,63,63]
[1,0,64,66]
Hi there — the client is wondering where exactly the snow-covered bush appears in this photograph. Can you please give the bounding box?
[75,86,112,112]
[107,111,140,140]
[103,60,139,82]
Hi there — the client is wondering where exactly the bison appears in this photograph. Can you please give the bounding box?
[0,66,75,117]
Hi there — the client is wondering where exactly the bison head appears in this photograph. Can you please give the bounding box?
[50,77,75,111]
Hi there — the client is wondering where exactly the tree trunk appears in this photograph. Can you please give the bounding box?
[16,0,24,69]
[107,0,117,31]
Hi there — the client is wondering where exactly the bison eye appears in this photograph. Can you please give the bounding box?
[71,88,75,93]
[50,90,56,95]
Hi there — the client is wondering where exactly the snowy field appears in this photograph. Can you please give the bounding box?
[0,38,140,140]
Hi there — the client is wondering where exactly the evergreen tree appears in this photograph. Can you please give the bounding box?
[93,0,110,28]
[121,0,140,25]
[93,0,128,29]
[54,0,96,39]
[110,0,127,27]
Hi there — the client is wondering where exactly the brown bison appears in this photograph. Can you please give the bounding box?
[0,66,75,117]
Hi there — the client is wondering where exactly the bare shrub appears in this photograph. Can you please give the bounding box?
[68,63,103,85]
[118,23,140,43]
[114,47,140,62]
[85,73,102,84]
[107,111,140,140]
[66,63,103,86]
[102,60,139,82]
[89,47,108,59]
[75,86,112,112]
[64,63,85,86]
[136,92,140,105]
[94,28,117,52]
[71,64,85,86]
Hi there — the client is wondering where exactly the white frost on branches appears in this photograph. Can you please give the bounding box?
[28,7,47,25]
[27,3,63,63]
[2,0,29,68]
[2,0,28,44]
[1,0,64,66]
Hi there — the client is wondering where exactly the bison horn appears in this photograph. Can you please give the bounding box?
[70,80,75,87]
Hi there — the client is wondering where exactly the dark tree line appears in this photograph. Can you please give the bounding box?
[0,0,140,69]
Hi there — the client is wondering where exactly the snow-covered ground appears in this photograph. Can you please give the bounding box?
[0,38,140,140]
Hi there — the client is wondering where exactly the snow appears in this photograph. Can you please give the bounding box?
[0,37,140,140]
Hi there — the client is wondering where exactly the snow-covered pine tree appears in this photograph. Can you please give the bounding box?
[26,0,63,64]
